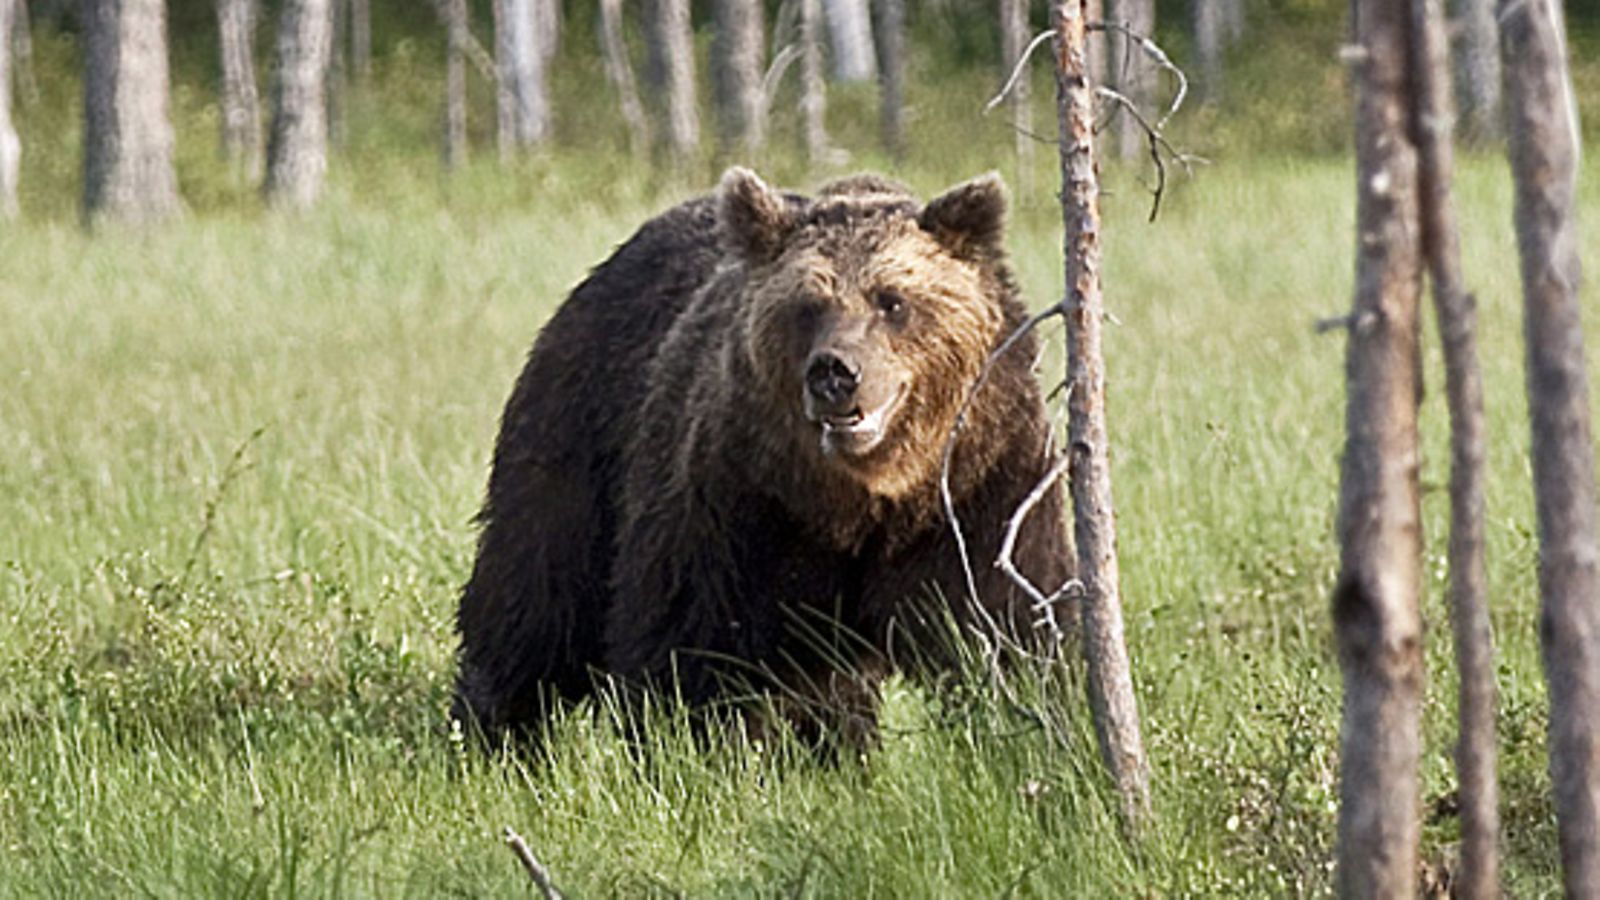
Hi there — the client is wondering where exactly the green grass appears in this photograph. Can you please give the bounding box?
[4,6,1600,895]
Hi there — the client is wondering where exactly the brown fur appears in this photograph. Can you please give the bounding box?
[453,169,1073,744]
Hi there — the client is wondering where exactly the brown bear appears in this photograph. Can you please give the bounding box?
[453,168,1073,744]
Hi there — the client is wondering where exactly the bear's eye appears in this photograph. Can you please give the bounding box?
[874,290,907,321]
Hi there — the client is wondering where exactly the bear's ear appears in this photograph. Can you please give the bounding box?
[918,172,1008,259]
[717,167,797,263]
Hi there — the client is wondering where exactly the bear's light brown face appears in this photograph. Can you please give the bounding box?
[719,169,1009,498]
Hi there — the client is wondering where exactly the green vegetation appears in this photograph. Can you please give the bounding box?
[2,5,1599,896]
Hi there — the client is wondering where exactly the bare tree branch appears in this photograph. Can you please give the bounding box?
[502,826,565,900]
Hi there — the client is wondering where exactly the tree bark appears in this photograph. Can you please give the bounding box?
[1501,1,1599,893]
[1332,0,1425,893]
[349,0,369,81]
[263,0,332,210]
[1452,0,1499,142]
[597,0,650,159]
[1191,0,1222,104]
[217,0,262,180]
[798,0,829,164]
[645,0,698,160]
[712,0,765,154]
[1104,0,1154,160]
[1053,0,1151,829]
[0,0,17,219]
[872,0,905,160]
[1410,1,1498,895]
[442,0,467,169]
[82,0,182,226]
[823,0,875,82]
[495,0,550,152]
[1000,0,1031,172]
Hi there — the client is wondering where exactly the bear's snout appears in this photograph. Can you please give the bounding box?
[804,350,861,411]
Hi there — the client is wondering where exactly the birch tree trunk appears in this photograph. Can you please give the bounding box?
[263,0,333,210]
[823,0,875,82]
[1000,0,1031,172]
[646,0,698,160]
[0,0,16,219]
[495,0,550,151]
[1452,0,1499,142]
[1105,0,1154,160]
[442,0,467,169]
[712,0,765,154]
[1410,0,1498,894]
[872,0,905,160]
[1053,0,1151,829]
[598,0,650,158]
[1331,0,1425,892]
[799,0,829,164]
[1191,0,1222,104]
[82,0,182,226]
[218,0,262,180]
[1501,0,1600,893]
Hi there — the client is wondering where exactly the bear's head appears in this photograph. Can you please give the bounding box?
[718,168,1016,500]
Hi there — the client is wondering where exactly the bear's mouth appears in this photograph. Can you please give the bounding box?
[814,383,908,457]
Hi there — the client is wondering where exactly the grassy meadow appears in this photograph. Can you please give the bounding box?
[3,7,1600,896]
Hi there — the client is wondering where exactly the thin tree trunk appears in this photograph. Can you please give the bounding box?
[1000,0,1031,174]
[598,0,650,158]
[1053,0,1151,829]
[1105,0,1154,160]
[349,0,369,81]
[0,0,16,218]
[1221,0,1243,44]
[798,0,828,165]
[264,0,333,209]
[1501,0,1600,893]
[1452,0,1499,142]
[218,0,262,180]
[83,0,182,226]
[534,0,558,65]
[442,0,467,169]
[497,0,549,150]
[1192,0,1222,104]
[872,0,904,160]
[1332,0,1425,892]
[1410,0,1498,895]
[11,0,35,104]
[712,0,765,154]
[326,0,345,143]
[646,0,698,160]
[823,0,875,82]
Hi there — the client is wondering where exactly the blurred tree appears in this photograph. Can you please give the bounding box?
[872,0,905,159]
[597,0,649,158]
[217,0,262,180]
[1452,0,1499,141]
[441,0,467,168]
[264,0,332,209]
[824,0,875,82]
[1105,0,1153,160]
[712,0,765,154]
[0,0,15,218]
[999,0,1031,172]
[799,0,829,164]
[494,0,552,154]
[10,0,35,102]
[1191,0,1222,103]
[83,0,182,225]
[1501,1,1600,895]
[645,0,698,160]
[349,0,370,81]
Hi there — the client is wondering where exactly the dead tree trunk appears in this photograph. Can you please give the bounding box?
[349,0,369,81]
[712,0,765,154]
[83,0,182,226]
[218,0,262,180]
[1501,0,1600,893]
[872,0,905,160]
[0,0,16,219]
[1452,0,1499,142]
[1053,0,1151,829]
[442,0,467,169]
[494,0,550,154]
[646,0,699,161]
[823,0,875,82]
[1000,0,1032,174]
[598,0,649,158]
[1105,0,1153,160]
[263,0,333,209]
[1410,0,1498,895]
[1331,0,1425,893]
[798,0,829,164]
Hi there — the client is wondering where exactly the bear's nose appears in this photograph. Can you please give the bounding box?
[805,351,860,407]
